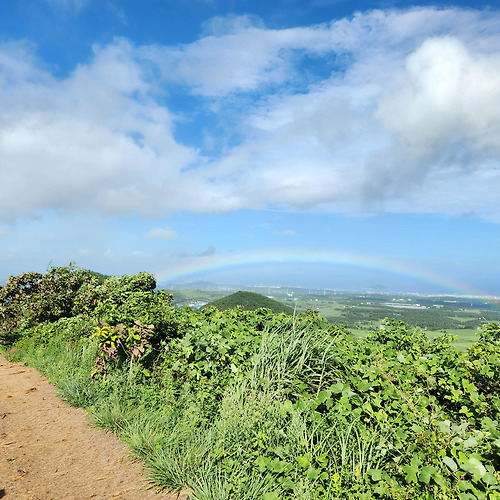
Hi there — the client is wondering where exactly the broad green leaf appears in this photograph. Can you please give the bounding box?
[463,438,478,449]
[402,455,422,483]
[256,455,269,472]
[296,453,310,469]
[316,390,332,404]
[433,473,446,487]
[367,469,383,481]
[263,492,280,500]
[439,420,452,434]
[356,380,371,392]
[395,428,408,441]
[280,478,295,491]
[458,493,476,500]
[458,480,472,491]
[483,471,498,486]
[419,466,436,485]
[316,454,328,467]
[460,456,487,480]
[306,467,320,481]
[330,382,344,394]
[443,456,458,472]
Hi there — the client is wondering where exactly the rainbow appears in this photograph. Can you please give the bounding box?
[154,249,483,296]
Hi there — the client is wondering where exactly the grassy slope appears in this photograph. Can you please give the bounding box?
[206,291,295,315]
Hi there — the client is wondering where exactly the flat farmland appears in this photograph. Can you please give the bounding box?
[277,290,500,349]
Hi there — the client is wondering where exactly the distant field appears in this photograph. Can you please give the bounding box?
[428,329,479,351]
[166,285,500,350]
[280,291,498,349]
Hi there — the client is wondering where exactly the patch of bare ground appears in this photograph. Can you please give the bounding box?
[0,354,190,500]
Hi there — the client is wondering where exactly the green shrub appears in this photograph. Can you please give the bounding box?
[2,270,500,499]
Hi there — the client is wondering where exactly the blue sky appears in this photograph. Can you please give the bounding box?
[1,0,500,295]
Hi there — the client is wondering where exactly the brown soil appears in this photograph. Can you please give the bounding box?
[0,354,190,500]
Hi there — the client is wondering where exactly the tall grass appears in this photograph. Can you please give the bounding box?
[250,318,344,393]
[3,317,400,498]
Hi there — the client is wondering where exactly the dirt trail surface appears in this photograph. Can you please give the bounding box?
[0,354,189,500]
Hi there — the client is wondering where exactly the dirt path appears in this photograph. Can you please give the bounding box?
[0,354,190,500]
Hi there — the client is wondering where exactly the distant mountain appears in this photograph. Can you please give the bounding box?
[205,291,295,315]
[163,280,221,290]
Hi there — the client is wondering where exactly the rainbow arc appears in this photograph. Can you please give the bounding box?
[155,249,482,296]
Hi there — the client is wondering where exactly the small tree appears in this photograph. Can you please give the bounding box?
[0,264,100,336]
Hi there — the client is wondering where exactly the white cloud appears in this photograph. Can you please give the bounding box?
[201,14,266,36]
[147,227,178,239]
[0,40,199,221]
[140,14,335,96]
[1,8,500,222]
[141,31,286,96]
[377,36,500,156]
[196,8,500,218]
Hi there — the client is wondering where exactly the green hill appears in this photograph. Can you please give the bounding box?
[205,291,295,315]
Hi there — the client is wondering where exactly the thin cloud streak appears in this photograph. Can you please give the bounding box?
[147,227,178,239]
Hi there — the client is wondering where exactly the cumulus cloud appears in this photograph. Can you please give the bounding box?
[0,40,198,221]
[377,36,500,156]
[199,8,500,217]
[1,7,500,222]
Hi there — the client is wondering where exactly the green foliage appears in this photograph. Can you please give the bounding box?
[0,264,100,339]
[478,322,500,345]
[91,273,176,346]
[91,321,154,381]
[466,323,500,421]
[2,269,500,499]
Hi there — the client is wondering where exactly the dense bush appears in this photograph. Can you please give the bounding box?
[1,266,500,499]
[0,265,102,342]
